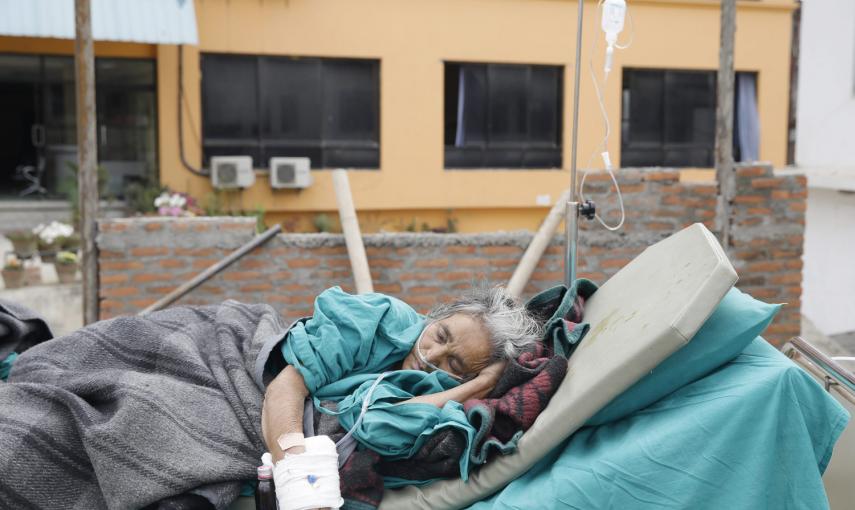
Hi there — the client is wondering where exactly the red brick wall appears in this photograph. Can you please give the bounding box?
[97,165,805,346]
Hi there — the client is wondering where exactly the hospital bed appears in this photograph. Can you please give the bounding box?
[380,222,736,509]
[232,222,847,509]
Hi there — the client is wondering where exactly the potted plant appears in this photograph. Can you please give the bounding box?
[54,251,79,284]
[60,233,81,252]
[34,222,74,263]
[37,237,59,263]
[6,231,37,259]
[1,256,25,289]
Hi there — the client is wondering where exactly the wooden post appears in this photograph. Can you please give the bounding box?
[332,169,374,294]
[716,0,737,249]
[74,0,99,325]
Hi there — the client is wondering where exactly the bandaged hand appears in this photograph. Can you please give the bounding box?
[272,435,343,510]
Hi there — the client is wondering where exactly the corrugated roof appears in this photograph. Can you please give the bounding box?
[0,0,198,45]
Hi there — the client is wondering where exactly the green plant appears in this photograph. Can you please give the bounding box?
[59,234,81,251]
[6,231,37,258]
[125,180,166,215]
[313,213,334,233]
[7,231,35,242]
[250,206,267,233]
[61,162,109,229]
[37,237,58,251]
[204,189,244,216]
[404,219,418,232]
[446,209,459,233]
[56,251,79,265]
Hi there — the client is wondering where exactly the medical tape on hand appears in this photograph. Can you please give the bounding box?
[274,435,343,510]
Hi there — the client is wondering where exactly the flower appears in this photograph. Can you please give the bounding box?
[56,251,79,265]
[3,255,22,270]
[154,191,194,217]
[33,222,74,245]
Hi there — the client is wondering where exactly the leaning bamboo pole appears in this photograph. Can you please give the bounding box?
[139,225,282,315]
[332,169,373,294]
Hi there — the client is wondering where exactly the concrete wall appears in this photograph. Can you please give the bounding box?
[97,165,806,347]
[795,0,855,336]
[803,188,855,335]
[796,0,855,168]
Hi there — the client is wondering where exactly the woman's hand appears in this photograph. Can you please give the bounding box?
[399,359,508,408]
[474,360,507,389]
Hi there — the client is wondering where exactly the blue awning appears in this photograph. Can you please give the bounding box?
[0,0,198,45]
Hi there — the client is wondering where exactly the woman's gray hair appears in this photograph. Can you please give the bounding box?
[427,285,543,362]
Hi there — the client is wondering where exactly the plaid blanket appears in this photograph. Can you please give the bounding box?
[0,301,286,510]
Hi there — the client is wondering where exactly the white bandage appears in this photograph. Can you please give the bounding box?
[273,435,343,510]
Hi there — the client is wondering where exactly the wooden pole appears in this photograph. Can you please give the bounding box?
[74,0,99,325]
[332,169,373,294]
[715,0,737,249]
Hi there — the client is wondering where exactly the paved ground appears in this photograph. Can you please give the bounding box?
[802,316,854,357]
[829,330,855,357]
[0,282,82,337]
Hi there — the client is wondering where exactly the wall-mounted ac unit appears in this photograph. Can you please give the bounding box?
[211,156,255,189]
[269,157,312,189]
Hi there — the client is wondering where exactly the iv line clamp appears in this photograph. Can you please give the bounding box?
[580,200,596,220]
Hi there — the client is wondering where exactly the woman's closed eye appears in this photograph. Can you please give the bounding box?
[437,326,449,344]
[448,357,465,376]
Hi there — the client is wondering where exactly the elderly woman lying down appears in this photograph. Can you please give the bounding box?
[0,285,579,510]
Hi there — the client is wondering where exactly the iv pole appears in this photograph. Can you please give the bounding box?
[564,0,587,287]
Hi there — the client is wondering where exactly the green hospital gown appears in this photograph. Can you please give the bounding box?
[271,286,476,483]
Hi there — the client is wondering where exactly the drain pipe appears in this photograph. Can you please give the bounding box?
[178,44,207,177]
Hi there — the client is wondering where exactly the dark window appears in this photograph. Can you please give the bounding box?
[621,69,750,167]
[95,59,158,198]
[0,54,157,200]
[201,54,380,169]
[444,62,562,169]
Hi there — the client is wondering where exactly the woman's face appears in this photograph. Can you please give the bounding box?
[400,313,492,381]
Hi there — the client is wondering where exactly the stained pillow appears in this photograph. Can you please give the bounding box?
[586,287,780,426]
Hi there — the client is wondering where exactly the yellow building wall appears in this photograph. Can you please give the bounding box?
[149,0,795,233]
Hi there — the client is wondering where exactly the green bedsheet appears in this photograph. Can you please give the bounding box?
[468,338,850,509]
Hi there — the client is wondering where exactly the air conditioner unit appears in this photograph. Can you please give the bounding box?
[269,157,312,189]
[210,156,255,189]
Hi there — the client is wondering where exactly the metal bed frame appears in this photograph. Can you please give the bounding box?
[783,336,855,406]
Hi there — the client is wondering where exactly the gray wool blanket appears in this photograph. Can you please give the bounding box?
[0,301,289,510]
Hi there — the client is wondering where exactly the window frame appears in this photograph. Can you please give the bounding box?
[0,52,159,200]
[200,53,381,169]
[443,61,564,170]
[620,67,754,168]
